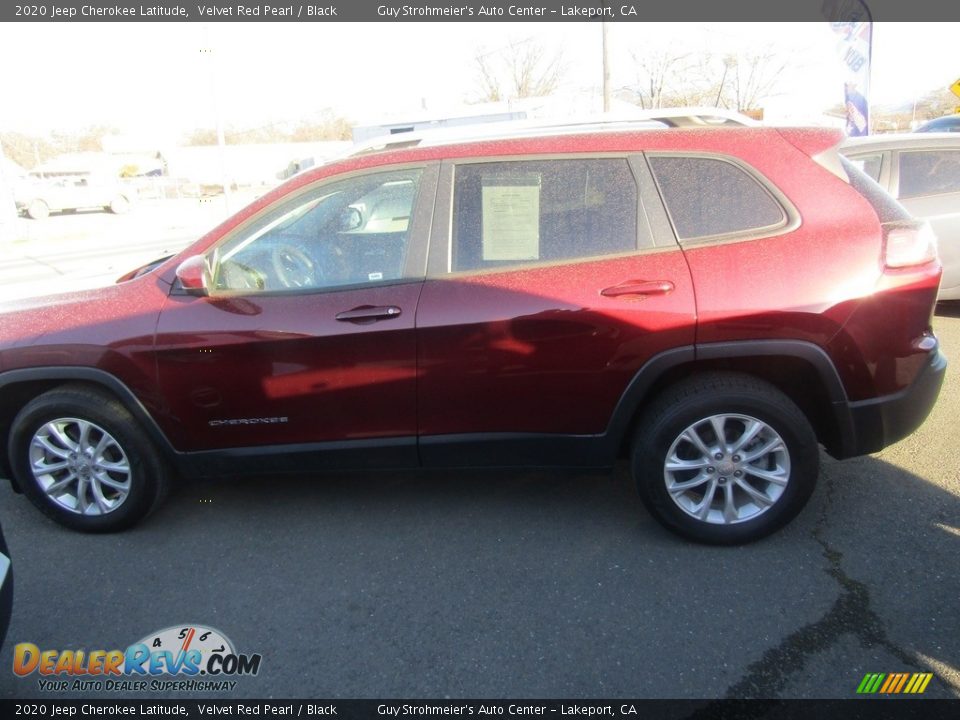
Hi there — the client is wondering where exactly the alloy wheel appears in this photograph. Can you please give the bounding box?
[28,418,132,516]
[663,413,790,525]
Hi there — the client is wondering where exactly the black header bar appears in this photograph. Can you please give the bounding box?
[3,0,960,23]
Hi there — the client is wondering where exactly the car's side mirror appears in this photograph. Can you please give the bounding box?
[174,255,209,296]
[338,207,362,232]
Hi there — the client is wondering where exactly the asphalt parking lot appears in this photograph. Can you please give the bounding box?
[0,308,957,701]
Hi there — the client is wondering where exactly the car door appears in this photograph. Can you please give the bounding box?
[154,164,438,471]
[892,148,960,297]
[42,176,77,212]
[415,155,696,467]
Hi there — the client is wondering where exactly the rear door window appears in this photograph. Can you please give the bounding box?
[648,156,788,242]
[450,158,639,273]
[898,150,960,199]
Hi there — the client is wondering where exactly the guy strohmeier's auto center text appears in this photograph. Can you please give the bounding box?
[375,4,636,17]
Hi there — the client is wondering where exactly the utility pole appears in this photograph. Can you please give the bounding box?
[203,24,231,212]
[602,22,611,113]
[715,56,735,109]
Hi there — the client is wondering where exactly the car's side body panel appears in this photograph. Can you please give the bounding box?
[416,250,697,439]
[0,127,945,488]
[0,278,169,417]
[153,282,424,453]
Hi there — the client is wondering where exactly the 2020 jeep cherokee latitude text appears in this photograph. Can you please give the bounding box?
[0,126,946,543]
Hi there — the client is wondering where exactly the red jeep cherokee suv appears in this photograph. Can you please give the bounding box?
[0,125,946,544]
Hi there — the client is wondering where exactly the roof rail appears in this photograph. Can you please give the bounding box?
[347,118,663,157]
[347,108,759,157]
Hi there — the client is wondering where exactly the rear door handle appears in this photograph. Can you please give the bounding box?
[335,305,402,324]
[600,280,675,298]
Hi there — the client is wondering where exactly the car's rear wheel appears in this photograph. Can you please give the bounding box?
[9,386,169,532]
[26,199,49,220]
[108,195,131,215]
[632,373,818,544]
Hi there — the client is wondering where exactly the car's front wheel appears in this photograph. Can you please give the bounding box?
[26,199,49,220]
[632,373,818,544]
[9,385,169,532]
[108,195,131,215]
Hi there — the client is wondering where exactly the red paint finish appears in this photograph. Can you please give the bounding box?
[827,263,942,400]
[675,132,942,400]
[683,126,882,353]
[416,251,696,436]
[0,125,943,462]
[153,283,422,451]
[0,276,170,418]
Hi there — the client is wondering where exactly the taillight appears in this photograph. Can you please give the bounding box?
[883,220,939,269]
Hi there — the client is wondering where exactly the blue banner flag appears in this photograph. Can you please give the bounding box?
[830,20,873,136]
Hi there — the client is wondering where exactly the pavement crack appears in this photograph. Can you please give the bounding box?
[717,471,919,701]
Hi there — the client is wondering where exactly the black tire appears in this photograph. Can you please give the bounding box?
[9,385,169,532]
[26,199,49,220]
[631,372,819,545]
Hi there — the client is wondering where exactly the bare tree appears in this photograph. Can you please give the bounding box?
[621,49,724,109]
[913,87,960,119]
[475,53,503,103]
[473,39,564,102]
[866,87,960,132]
[184,109,353,147]
[718,49,789,112]
[623,45,789,114]
[628,48,690,110]
[0,126,117,169]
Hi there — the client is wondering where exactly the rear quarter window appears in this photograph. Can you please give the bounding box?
[648,155,787,242]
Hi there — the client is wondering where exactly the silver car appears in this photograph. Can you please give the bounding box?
[841,133,960,300]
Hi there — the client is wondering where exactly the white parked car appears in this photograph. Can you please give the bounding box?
[14,170,136,220]
[842,134,960,300]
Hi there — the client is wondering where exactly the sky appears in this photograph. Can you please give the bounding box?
[0,22,956,139]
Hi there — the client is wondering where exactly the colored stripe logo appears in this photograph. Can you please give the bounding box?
[857,672,933,694]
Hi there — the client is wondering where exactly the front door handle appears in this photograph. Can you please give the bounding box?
[600,280,675,299]
[335,305,402,324]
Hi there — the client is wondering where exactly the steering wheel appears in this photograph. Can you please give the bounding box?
[217,259,265,291]
[271,244,319,289]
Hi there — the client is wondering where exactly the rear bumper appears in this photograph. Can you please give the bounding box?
[838,349,947,458]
